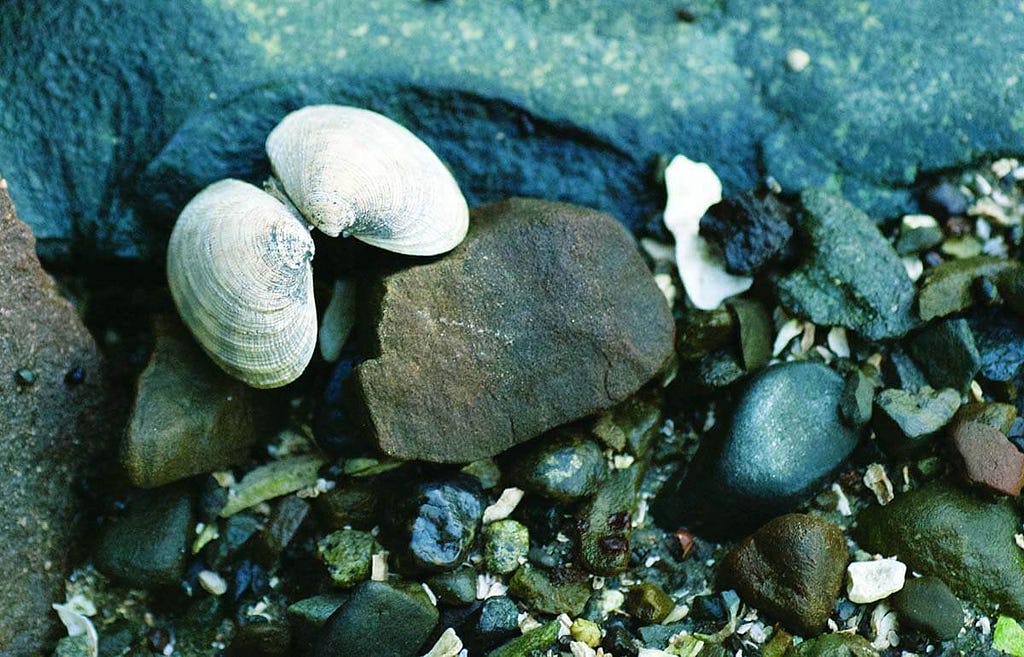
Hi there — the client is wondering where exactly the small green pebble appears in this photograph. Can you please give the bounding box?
[483,519,529,574]
[462,458,502,489]
[486,620,561,657]
[625,582,675,624]
[15,367,36,386]
[994,616,1024,657]
[570,618,601,647]
[317,529,379,588]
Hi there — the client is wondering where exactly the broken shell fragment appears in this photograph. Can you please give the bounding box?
[266,104,469,255]
[167,179,317,388]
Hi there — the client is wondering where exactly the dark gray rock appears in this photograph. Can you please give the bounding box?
[906,318,981,394]
[426,566,478,607]
[872,387,960,457]
[122,318,276,488]
[313,581,438,657]
[507,432,607,502]
[967,307,1024,388]
[855,482,1024,616]
[839,366,880,427]
[653,362,860,537]
[891,576,964,641]
[387,476,484,574]
[776,190,917,340]
[94,484,195,589]
[351,199,674,462]
[462,596,520,654]
[720,514,848,636]
[0,183,109,656]
[699,190,792,275]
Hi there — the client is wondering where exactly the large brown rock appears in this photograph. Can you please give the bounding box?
[351,198,674,462]
[0,180,107,656]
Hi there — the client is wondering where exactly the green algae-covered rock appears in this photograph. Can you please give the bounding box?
[784,633,879,657]
[855,482,1024,615]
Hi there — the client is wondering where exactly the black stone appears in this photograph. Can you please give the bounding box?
[653,362,860,538]
[700,190,793,275]
[906,319,981,394]
[462,596,520,653]
[891,576,963,641]
[922,182,969,219]
[314,353,369,457]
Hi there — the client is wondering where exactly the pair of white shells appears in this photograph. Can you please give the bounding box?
[167,105,469,388]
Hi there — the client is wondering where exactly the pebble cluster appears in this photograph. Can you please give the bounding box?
[49,157,1024,657]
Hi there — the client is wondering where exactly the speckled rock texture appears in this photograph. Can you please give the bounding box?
[351,198,674,462]
[0,182,107,656]
[3,1,1024,261]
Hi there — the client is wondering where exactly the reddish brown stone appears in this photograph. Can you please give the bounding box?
[0,180,108,654]
[949,421,1024,496]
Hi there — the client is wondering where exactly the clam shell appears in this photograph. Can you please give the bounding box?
[167,179,316,388]
[266,105,469,256]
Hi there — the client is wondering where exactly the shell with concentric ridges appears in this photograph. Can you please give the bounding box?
[266,105,469,256]
[167,179,316,389]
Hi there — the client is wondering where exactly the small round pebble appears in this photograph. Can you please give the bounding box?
[786,48,811,72]
[846,558,907,603]
[570,618,602,647]
[483,519,529,574]
[890,576,964,640]
[15,367,36,386]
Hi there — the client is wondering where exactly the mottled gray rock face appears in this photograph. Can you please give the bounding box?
[351,198,674,462]
[775,190,917,340]
[4,1,1024,262]
[0,183,108,655]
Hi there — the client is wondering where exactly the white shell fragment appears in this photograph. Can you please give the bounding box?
[482,487,525,524]
[663,154,753,310]
[267,105,469,255]
[167,179,317,389]
[421,628,464,657]
[846,558,907,603]
[318,277,358,362]
[52,602,99,657]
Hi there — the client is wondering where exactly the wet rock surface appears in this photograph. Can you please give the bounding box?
[720,514,848,636]
[655,361,859,537]
[872,387,960,457]
[855,482,1024,616]
[352,199,674,462]
[0,183,108,655]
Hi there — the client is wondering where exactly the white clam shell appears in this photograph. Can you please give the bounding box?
[266,105,469,255]
[167,179,316,388]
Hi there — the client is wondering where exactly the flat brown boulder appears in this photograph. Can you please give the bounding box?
[351,198,674,462]
[0,180,106,654]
